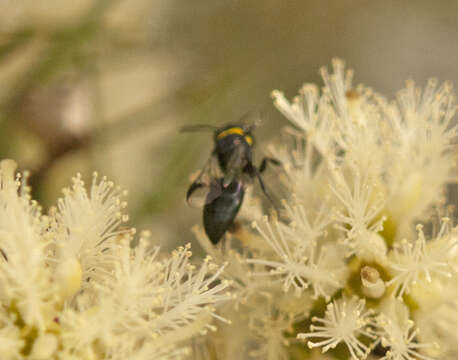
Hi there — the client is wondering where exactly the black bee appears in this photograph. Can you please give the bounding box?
[202,177,245,244]
[182,122,279,244]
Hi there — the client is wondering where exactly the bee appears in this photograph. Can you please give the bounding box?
[182,121,279,244]
[202,177,245,244]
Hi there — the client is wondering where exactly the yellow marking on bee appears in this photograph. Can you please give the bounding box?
[217,127,245,139]
[216,127,253,146]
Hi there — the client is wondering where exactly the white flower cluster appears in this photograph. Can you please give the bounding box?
[193,60,457,360]
[1,59,455,360]
[0,160,232,360]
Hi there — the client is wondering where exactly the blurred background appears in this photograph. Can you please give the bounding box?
[0,0,456,250]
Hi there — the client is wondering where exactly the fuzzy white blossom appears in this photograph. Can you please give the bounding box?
[0,316,23,359]
[247,215,347,300]
[248,304,296,360]
[330,167,387,261]
[376,297,437,360]
[298,296,377,359]
[386,219,457,297]
[52,171,131,292]
[190,59,456,360]
[0,160,51,331]
[3,59,456,360]
[0,160,231,360]
[378,316,435,360]
[411,276,458,359]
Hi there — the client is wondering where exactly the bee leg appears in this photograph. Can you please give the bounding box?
[255,172,273,203]
[186,151,219,203]
[245,162,277,208]
[186,181,204,203]
[258,157,281,173]
[251,167,278,212]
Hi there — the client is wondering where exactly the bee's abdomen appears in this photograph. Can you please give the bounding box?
[203,180,245,244]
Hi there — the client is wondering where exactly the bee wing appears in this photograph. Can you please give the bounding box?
[186,155,223,207]
[239,110,263,133]
[222,142,248,187]
[186,181,224,208]
[180,124,217,132]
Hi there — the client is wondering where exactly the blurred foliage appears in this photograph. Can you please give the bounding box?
[0,0,456,249]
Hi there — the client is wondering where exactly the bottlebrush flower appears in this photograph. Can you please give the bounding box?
[376,297,437,360]
[386,218,457,298]
[2,59,456,360]
[297,296,377,359]
[248,303,296,360]
[411,276,458,359]
[192,59,456,360]
[0,160,231,360]
[247,215,347,300]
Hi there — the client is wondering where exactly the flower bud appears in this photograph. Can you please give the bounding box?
[361,266,385,298]
[30,333,58,359]
[55,257,82,301]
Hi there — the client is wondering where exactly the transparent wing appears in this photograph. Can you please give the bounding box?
[186,180,223,208]
[239,110,263,133]
[222,142,249,187]
[186,154,223,208]
[180,124,217,132]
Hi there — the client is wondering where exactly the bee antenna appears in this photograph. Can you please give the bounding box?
[180,124,218,133]
[240,110,263,132]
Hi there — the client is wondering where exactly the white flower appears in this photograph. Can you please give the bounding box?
[378,320,435,360]
[272,84,335,162]
[192,226,273,306]
[108,336,191,360]
[330,166,387,261]
[149,244,232,337]
[52,172,131,292]
[386,218,457,297]
[61,239,233,357]
[29,333,58,360]
[0,159,51,331]
[383,80,456,237]
[273,59,456,243]
[0,316,23,360]
[247,216,346,300]
[0,159,232,360]
[377,314,436,360]
[411,277,458,359]
[249,304,295,360]
[297,296,377,360]
[282,200,331,247]
[2,57,453,360]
